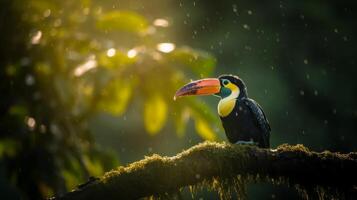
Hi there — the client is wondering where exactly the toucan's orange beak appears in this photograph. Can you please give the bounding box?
[174,78,221,100]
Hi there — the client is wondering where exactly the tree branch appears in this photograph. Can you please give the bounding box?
[54,142,357,200]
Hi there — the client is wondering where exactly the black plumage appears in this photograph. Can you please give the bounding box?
[218,75,271,148]
[174,74,271,148]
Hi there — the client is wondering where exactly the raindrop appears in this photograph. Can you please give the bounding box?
[299,90,305,96]
[25,74,35,85]
[31,30,42,45]
[306,74,310,80]
[248,10,253,15]
[314,90,318,96]
[303,59,309,64]
[243,24,250,30]
[232,4,238,13]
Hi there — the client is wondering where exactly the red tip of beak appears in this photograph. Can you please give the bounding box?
[174,78,220,100]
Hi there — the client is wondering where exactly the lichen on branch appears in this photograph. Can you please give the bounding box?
[54,142,357,200]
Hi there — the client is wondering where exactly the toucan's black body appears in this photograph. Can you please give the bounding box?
[218,75,270,148]
[175,74,271,148]
[220,98,270,148]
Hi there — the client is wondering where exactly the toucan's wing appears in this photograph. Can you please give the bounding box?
[243,98,271,147]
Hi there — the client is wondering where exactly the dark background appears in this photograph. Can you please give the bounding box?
[0,0,356,199]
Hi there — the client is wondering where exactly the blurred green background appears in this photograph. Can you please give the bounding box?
[0,0,356,199]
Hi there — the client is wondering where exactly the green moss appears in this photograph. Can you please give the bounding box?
[276,143,311,154]
[60,142,356,200]
[295,185,346,200]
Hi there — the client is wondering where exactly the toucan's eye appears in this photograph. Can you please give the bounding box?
[223,80,229,86]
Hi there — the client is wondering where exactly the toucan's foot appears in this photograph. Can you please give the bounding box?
[235,140,256,145]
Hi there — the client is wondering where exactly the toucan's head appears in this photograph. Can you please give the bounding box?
[174,74,247,100]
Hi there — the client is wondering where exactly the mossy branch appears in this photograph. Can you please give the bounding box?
[54,142,357,200]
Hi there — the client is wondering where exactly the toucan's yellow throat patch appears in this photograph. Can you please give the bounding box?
[217,83,240,117]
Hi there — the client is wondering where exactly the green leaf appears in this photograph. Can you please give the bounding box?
[173,107,190,137]
[0,139,19,158]
[8,105,28,118]
[97,79,133,115]
[82,155,103,177]
[96,11,148,33]
[35,62,52,76]
[184,99,221,140]
[144,94,168,135]
[187,99,218,124]
[61,153,84,190]
[168,47,216,77]
[194,118,217,141]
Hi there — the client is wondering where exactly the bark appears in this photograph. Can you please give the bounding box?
[53,142,357,200]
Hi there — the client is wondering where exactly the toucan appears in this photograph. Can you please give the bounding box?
[174,75,270,148]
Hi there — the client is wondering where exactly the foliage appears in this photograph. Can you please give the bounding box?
[0,0,219,199]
